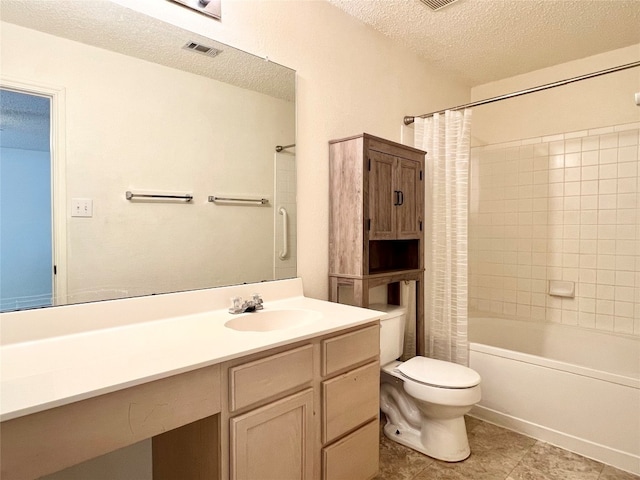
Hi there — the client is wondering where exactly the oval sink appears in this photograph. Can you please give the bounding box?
[224,309,322,332]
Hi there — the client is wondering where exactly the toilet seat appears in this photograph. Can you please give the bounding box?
[396,356,481,389]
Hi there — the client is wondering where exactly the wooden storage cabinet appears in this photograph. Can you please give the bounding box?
[321,326,380,480]
[329,133,425,277]
[329,133,426,355]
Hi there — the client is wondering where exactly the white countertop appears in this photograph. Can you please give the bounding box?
[0,279,382,422]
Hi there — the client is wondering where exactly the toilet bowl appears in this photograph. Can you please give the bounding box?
[373,304,481,462]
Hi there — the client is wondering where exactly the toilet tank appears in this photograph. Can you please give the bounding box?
[370,303,407,365]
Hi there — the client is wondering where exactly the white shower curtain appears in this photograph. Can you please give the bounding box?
[415,109,472,366]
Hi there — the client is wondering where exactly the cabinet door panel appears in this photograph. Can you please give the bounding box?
[230,389,314,480]
[368,150,395,240]
[396,157,422,239]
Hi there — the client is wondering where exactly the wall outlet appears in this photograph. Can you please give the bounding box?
[71,198,93,217]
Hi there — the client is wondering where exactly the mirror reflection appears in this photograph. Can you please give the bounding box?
[0,0,296,312]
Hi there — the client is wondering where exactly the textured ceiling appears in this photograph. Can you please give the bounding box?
[0,89,50,151]
[327,0,640,86]
[0,0,295,101]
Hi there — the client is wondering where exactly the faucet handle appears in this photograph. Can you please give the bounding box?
[229,296,242,313]
[252,293,263,309]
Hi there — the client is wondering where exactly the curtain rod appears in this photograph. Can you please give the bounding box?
[403,60,640,126]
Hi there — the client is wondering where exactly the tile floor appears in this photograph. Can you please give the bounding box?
[375,416,639,480]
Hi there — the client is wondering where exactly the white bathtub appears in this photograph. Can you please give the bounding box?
[468,316,640,475]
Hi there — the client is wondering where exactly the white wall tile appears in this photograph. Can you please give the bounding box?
[617,178,637,193]
[599,148,618,164]
[618,146,638,163]
[618,129,639,146]
[470,122,639,337]
[578,312,596,328]
[599,163,617,179]
[595,314,614,331]
[614,316,634,334]
[600,133,619,149]
[581,136,600,152]
[581,165,599,181]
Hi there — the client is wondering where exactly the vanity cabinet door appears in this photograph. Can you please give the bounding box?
[230,389,314,480]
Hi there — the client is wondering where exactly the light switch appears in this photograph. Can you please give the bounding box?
[71,198,93,217]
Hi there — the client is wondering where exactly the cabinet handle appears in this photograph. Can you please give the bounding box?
[398,191,404,206]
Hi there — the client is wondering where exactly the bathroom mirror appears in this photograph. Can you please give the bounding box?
[0,0,296,311]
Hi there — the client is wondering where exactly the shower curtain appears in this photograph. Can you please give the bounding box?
[415,109,472,366]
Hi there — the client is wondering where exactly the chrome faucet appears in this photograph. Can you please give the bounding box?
[229,293,264,314]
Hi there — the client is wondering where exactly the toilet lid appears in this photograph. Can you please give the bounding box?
[397,356,481,389]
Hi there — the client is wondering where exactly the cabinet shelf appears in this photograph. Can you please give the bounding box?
[369,239,420,273]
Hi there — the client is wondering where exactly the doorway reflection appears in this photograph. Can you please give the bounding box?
[0,88,53,311]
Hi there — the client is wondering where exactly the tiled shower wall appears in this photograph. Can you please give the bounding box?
[469,122,640,336]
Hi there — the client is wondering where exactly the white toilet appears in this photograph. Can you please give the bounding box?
[373,304,481,462]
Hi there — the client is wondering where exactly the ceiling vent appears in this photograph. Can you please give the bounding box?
[419,0,460,11]
[182,41,222,58]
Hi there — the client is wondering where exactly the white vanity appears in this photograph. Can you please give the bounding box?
[0,279,381,480]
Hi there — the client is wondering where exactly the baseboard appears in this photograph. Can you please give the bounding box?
[469,405,640,476]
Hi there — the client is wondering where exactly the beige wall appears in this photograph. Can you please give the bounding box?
[470,44,640,146]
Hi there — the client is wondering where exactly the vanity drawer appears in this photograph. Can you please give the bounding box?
[322,419,379,480]
[229,344,313,411]
[322,324,379,377]
[322,361,379,444]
